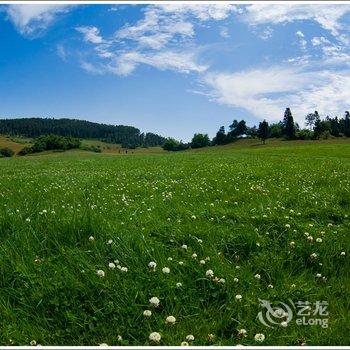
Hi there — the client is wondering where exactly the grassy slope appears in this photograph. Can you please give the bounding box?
[0,140,349,346]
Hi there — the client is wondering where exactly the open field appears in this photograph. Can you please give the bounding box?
[0,140,349,346]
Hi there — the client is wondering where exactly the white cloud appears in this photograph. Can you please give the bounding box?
[257,26,273,40]
[56,44,67,61]
[77,4,235,77]
[203,65,350,124]
[311,36,330,46]
[76,26,105,44]
[6,4,70,36]
[220,27,230,38]
[296,31,307,50]
[243,4,350,37]
[107,50,208,76]
[159,4,238,21]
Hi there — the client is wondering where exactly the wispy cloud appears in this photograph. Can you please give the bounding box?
[76,26,105,45]
[243,4,350,37]
[5,4,71,37]
[203,65,350,124]
[76,4,237,77]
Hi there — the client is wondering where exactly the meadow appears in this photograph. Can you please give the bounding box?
[0,140,349,346]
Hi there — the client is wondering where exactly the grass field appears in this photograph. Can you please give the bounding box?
[0,140,349,346]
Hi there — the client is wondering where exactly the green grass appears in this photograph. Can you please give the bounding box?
[0,140,349,346]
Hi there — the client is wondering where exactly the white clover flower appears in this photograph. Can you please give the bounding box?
[340,251,346,256]
[165,315,176,324]
[114,259,119,264]
[25,218,31,222]
[167,257,173,261]
[238,329,247,337]
[149,332,161,343]
[30,340,37,346]
[181,341,189,346]
[96,270,105,278]
[176,282,183,288]
[235,265,240,269]
[148,261,157,269]
[291,283,296,288]
[285,224,290,229]
[235,294,242,301]
[108,262,116,269]
[206,269,214,278]
[268,284,274,289]
[316,237,322,243]
[120,267,128,272]
[234,278,239,283]
[290,241,295,248]
[191,215,196,220]
[117,335,122,341]
[254,333,265,342]
[207,334,215,341]
[149,297,160,307]
[281,321,288,327]
[185,335,194,342]
[181,244,188,250]
[316,273,322,278]
[310,253,318,259]
[219,278,226,284]
[89,236,95,241]
[162,267,170,274]
[307,236,314,243]
[205,256,210,261]
[143,310,152,317]
[191,253,197,259]
[200,260,206,265]
[178,261,184,265]
[254,274,261,280]
[107,239,113,245]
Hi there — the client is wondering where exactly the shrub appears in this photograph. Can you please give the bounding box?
[0,147,14,157]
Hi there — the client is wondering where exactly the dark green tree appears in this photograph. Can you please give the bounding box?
[257,120,269,144]
[282,108,296,139]
[191,133,210,149]
[213,126,226,145]
[344,111,350,137]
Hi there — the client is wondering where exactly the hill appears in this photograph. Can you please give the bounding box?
[0,118,165,148]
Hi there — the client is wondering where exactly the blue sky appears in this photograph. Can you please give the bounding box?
[0,3,350,141]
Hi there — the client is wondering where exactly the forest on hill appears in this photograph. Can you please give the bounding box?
[0,118,165,148]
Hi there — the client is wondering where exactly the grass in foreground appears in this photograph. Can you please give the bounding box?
[0,140,349,345]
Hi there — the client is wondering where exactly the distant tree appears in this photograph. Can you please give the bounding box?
[213,126,226,145]
[191,133,210,149]
[257,120,269,144]
[0,118,165,149]
[305,111,319,130]
[228,119,247,139]
[269,122,283,138]
[0,147,14,157]
[313,115,331,139]
[162,138,180,151]
[282,108,296,139]
[246,125,257,138]
[344,111,350,137]
[326,116,341,137]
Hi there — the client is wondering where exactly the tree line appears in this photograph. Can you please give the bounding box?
[0,118,165,148]
[162,108,350,151]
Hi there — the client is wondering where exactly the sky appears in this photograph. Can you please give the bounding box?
[0,3,350,141]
